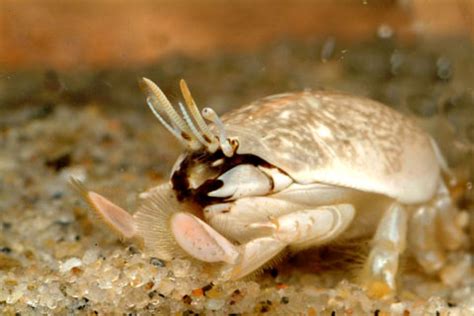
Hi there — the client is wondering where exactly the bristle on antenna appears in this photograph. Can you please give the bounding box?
[140,78,201,150]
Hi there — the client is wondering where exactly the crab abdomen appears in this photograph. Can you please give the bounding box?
[222,91,440,204]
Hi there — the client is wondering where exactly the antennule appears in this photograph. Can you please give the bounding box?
[146,97,188,147]
[178,101,207,145]
[179,79,219,151]
[140,78,203,150]
[140,78,201,149]
[202,107,235,157]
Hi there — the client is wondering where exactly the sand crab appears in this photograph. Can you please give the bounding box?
[73,78,467,297]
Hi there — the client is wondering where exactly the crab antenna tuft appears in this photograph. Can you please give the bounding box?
[146,97,188,147]
[178,101,207,145]
[140,78,201,150]
[202,107,234,157]
[179,79,219,152]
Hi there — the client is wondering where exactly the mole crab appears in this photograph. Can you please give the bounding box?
[73,78,467,296]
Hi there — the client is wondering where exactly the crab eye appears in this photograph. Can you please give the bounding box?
[229,138,239,149]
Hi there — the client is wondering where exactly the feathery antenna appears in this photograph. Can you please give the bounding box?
[140,78,235,156]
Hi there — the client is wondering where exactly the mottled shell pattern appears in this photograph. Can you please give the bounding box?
[221,91,440,204]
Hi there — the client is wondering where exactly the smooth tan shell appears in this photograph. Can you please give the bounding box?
[220,91,440,204]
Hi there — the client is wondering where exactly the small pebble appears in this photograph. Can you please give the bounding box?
[0,247,12,253]
[45,153,72,172]
[149,257,165,267]
[2,222,12,230]
[205,298,225,310]
[182,294,192,304]
[202,283,214,295]
[59,257,82,273]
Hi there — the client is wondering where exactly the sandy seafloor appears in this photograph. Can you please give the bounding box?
[0,38,473,315]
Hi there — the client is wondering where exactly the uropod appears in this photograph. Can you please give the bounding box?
[73,78,467,297]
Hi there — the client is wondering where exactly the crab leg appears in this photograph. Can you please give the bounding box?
[360,202,407,298]
[408,182,467,276]
[70,179,137,240]
[170,212,240,264]
[408,205,446,273]
[433,183,467,250]
[170,204,355,280]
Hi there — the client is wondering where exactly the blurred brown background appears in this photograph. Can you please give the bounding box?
[1,0,472,70]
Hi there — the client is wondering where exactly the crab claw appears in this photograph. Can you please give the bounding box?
[72,179,240,265]
[170,212,239,264]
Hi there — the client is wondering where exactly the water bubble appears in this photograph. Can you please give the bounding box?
[436,56,453,81]
[377,24,394,39]
[321,37,336,62]
[390,51,404,76]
